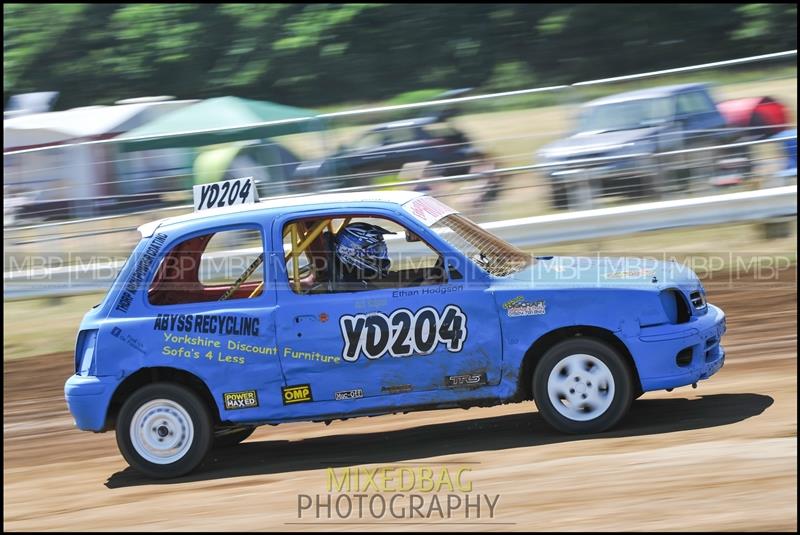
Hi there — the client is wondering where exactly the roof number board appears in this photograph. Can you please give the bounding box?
[193,177,259,212]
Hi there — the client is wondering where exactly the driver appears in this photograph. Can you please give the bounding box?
[331,222,393,291]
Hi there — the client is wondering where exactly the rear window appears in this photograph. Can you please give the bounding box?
[148,227,265,306]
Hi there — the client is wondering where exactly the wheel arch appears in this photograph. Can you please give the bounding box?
[105,367,220,431]
[515,325,642,401]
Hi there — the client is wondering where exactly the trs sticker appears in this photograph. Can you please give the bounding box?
[335,388,364,401]
[282,384,313,405]
[340,305,467,362]
[446,373,487,387]
[223,390,259,410]
[502,296,546,317]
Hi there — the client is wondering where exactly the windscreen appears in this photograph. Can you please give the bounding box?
[431,214,532,277]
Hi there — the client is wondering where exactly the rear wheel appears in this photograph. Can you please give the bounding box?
[116,383,213,479]
[533,338,634,434]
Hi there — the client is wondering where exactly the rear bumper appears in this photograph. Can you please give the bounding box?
[64,374,121,431]
[628,304,727,391]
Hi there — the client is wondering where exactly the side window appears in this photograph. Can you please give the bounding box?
[384,127,419,144]
[282,215,446,295]
[352,132,384,150]
[676,91,715,116]
[148,227,265,306]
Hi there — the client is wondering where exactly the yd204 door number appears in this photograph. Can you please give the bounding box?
[340,305,467,362]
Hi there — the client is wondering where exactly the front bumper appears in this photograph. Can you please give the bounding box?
[64,374,121,431]
[628,304,727,391]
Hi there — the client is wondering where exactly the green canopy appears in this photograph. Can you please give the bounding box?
[116,96,320,152]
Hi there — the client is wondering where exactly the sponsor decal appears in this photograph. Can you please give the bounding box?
[283,384,313,405]
[110,326,146,355]
[381,384,412,394]
[223,390,259,410]
[392,284,464,298]
[446,373,487,387]
[402,196,458,226]
[340,305,467,362]
[153,313,260,337]
[502,296,546,317]
[115,233,168,313]
[354,297,388,310]
[335,388,365,401]
[604,268,656,279]
[283,347,341,364]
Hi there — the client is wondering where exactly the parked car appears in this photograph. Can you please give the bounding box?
[293,112,484,188]
[535,83,780,209]
[65,183,726,478]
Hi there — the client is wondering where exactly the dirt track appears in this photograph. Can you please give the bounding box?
[4,270,797,531]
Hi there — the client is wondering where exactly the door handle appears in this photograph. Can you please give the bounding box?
[294,314,317,324]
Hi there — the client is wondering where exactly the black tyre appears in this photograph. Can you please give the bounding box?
[116,383,213,479]
[213,426,257,449]
[532,338,634,434]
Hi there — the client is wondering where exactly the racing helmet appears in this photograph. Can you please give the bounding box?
[333,222,392,280]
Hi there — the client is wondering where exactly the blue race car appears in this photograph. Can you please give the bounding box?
[65,185,726,478]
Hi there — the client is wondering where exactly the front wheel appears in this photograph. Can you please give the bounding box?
[532,338,634,434]
[116,383,213,479]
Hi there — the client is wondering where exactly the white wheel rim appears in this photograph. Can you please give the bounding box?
[547,353,615,422]
[130,399,194,465]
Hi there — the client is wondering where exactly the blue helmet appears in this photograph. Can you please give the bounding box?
[333,222,392,279]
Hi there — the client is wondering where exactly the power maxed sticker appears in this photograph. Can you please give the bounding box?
[223,390,259,410]
[339,305,467,362]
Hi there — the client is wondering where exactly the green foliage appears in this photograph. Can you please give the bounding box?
[3,4,797,110]
[385,89,448,106]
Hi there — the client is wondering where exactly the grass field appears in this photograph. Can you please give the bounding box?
[3,220,795,360]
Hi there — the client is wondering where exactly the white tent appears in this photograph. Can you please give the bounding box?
[3,98,197,210]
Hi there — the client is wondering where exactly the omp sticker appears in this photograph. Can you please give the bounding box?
[282,384,313,405]
[339,305,467,362]
[402,196,458,226]
[335,389,364,401]
[223,390,259,410]
[445,373,487,387]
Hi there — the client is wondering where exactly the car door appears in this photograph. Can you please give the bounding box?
[271,207,502,404]
[139,220,284,422]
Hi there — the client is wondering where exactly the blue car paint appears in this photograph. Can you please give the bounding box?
[65,197,726,432]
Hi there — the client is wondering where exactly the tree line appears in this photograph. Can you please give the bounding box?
[4,3,797,110]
